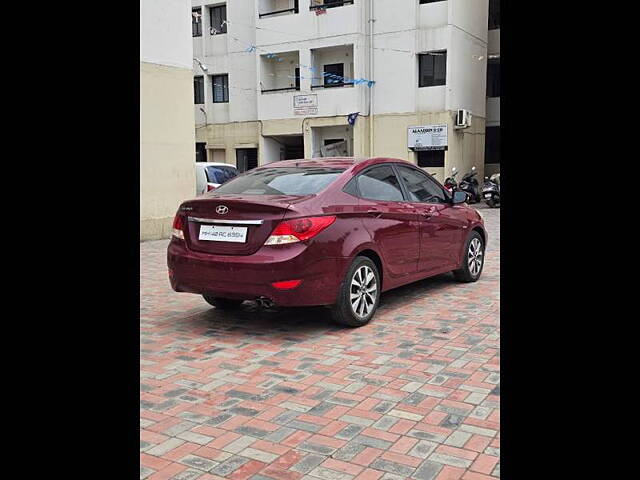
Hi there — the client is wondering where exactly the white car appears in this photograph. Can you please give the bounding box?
[195,162,239,195]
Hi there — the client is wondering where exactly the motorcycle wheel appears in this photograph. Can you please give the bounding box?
[486,199,495,208]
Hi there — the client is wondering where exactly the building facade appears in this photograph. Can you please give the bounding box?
[191,0,499,184]
[141,0,196,240]
[485,0,500,177]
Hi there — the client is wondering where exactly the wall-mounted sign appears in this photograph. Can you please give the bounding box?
[408,124,448,151]
[294,94,318,115]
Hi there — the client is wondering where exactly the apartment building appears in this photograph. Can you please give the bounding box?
[485,0,500,177]
[141,0,196,240]
[191,0,498,183]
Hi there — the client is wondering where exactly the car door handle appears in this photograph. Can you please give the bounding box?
[419,208,437,219]
[367,209,383,218]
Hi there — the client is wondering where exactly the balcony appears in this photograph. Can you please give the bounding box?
[259,0,299,19]
[257,0,360,46]
[310,45,354,90]
[260,51,300,94]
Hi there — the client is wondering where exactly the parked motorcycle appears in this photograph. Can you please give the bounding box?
[482,173,500,208]
[444,167,460,195]
[459,166,481,204]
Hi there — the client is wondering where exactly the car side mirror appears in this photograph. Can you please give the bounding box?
[452,191,467,204]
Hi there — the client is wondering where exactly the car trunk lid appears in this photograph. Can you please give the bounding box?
[181,194,310,255]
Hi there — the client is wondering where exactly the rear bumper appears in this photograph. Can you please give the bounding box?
[167,239,350,307]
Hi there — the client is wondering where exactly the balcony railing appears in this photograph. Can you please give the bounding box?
[261,86,301,93]
[309,0,354,10]
[311,82,354,89]
[259,8,299,18]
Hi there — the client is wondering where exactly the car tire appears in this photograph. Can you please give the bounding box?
[453,231,485,283]
[202,295,244,309]
[331,256,381,327]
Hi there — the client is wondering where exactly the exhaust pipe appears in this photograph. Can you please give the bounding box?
[256,297,275,309]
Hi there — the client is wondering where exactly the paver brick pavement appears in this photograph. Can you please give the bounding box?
[141,207,499,479]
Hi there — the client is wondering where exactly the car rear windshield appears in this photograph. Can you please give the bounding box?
[214,167,345,196]
[205,165,238,184]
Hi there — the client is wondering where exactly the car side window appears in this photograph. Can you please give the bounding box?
[357,165,404,202]
[396,165,447,204]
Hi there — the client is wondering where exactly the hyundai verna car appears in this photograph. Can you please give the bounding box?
[168,157,486,327]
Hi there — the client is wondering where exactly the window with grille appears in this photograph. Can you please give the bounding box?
[417,150,445,168]
[210,5,227,34]
[212,74,229,103]
[192,8,202,37]
[489,0,500,30]
[485,126,501,164]
[194,76,204,104]
[487,58,500,98]
[324,63,345,87]
[419,51,447,87]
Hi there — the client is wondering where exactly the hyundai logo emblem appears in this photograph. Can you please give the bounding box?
[216,205,229,215]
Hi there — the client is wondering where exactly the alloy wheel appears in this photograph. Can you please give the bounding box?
[350,265,377,319]
[468,238,484,276]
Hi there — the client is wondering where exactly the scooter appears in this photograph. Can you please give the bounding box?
[482,173,500,208]
[459,166,481,204]
[443,167,460,195]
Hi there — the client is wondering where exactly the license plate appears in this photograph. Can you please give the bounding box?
[199,225,248,243]
[484,193,493,198]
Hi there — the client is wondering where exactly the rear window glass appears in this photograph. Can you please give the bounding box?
[214,167,345,196]
[205,166,238,184]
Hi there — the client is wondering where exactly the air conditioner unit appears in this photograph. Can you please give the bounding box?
[455,109,472,129]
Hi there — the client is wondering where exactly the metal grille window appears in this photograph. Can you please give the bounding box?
[416,150,445,168]
[210,5,227,34]
[419,51,447,87]
[310,0,354,9]
[485,126,501,164]
[487,58,500,98]
[489,0,500,30]
[420,1,445,4]
[194,76,204,104]
[324,63,345,87]
[212,74,229,103]
[192,8,202,37]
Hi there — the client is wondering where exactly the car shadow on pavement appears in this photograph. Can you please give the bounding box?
[376,272,459,313]
[181,272,459,334]
[189,301,341,336]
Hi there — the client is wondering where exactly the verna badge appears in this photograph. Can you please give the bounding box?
[216,205,229,215]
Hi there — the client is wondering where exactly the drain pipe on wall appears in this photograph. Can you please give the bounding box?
[368,0,375,157]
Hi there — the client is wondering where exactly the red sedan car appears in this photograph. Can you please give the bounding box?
[168,157,486,327]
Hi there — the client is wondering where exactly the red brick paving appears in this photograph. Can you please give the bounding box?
[141,208,500,479]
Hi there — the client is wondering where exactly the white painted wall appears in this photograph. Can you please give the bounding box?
[141,0,192,69]
[263,136,284,163]
[194,0,491,124]
[192,0,258,125]
[141,0,195,240]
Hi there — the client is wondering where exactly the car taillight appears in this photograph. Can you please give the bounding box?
[265,216,336,245]
[207,184,216,192]
[172,214,184,240]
